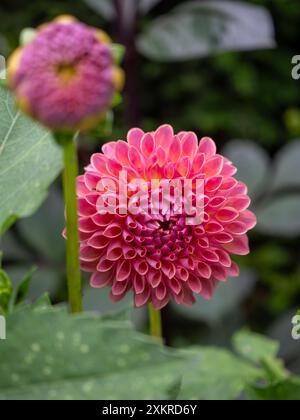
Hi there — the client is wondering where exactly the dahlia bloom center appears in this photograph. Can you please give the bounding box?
[55,63,78,84]
[76,125,257,310]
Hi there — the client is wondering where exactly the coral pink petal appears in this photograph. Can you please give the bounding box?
[198,137,217,157]
[127,128,144,149]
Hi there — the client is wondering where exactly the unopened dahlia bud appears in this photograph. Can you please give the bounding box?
[8,16,123,132]
[76,125,257,309]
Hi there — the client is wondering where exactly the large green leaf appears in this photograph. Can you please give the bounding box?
[18,188,65,263]
[178,347,262,400]
[0,305,184,400]
[256,195,300,237]
[271,140,300,191]
[0,86,63,235]
[137,0,275,61]
[246,378,300,401]
[223,140,270,197]
[233,330,279,365]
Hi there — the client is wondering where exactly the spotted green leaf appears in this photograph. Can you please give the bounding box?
[0,86,63,235]
[0,306,184,400]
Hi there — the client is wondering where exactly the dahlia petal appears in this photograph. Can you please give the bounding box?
[115,141,130,165]
[161,262,176,279]
[77,176,90,197]
[188,275,202,293]
[78,198,97,217]
[192,153,205,173]
[226,221,248,235]
[215,250,232,268]
[176,267,189,282]
[103,223,122,238]
[176,157,190,177]
[106,241,123,261]
[205,221,224,234]
[208,196,226,209]
[205,176,223,193]
[123,246,137,259]
[169,135,181,163]
[147,270,162,288]
[133,275,145,294]
[196,237,210,248]
[81,260,98,272]
[168,277,182,295]
[229,182,248,196]
[112,279,129,296]
[91,154,110,175]
[155,124,174,148]
[91,271,113,288]
[80,246,102,262]
[238,210,257,230]
[164,162,175,179]
[157,147,167,167]
[228,261,240,277]
[102,142,117,159]
[201,249,219,263]
[174,287,195,305]
[110,290,128,303]
[221,162,238,177]
[226,196,251,212]
[196,261,212,279]
[116,260,131,281]
[223,235,250,256]
[106,159,122,177]
[129,146,144,169]
[220,178,238,192]
[127,128,144,148]
[78,217,98,233]
[97,256,115,272]
[151,293,170,310]
[87,232,110,249]
[211,265,227,282]
[134,286,151,308]
[182,132,198,158]
[92,213,115,227]
[141,133,155,157]
[205,156,224,177]
[200,278,215,300]
[198,137,216,157]
[216,207,239,223]
[214,232,234,244]
[147,258,162,270]
[134,261,149,276]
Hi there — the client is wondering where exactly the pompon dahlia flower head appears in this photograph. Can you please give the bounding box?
[77,125,257,310]
[7,16,124,132]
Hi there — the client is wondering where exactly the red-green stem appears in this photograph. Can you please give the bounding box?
[62,134,83,313]
[148,303,163,342]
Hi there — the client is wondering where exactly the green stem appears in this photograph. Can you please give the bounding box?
[62,134,83,313]
[148,303,162,341]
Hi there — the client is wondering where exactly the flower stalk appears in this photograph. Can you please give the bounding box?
[59,133,83,313]
[148,304,163,342]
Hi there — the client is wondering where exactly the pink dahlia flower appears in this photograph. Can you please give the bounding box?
[77,125,256,309]
[8,16,123,131]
